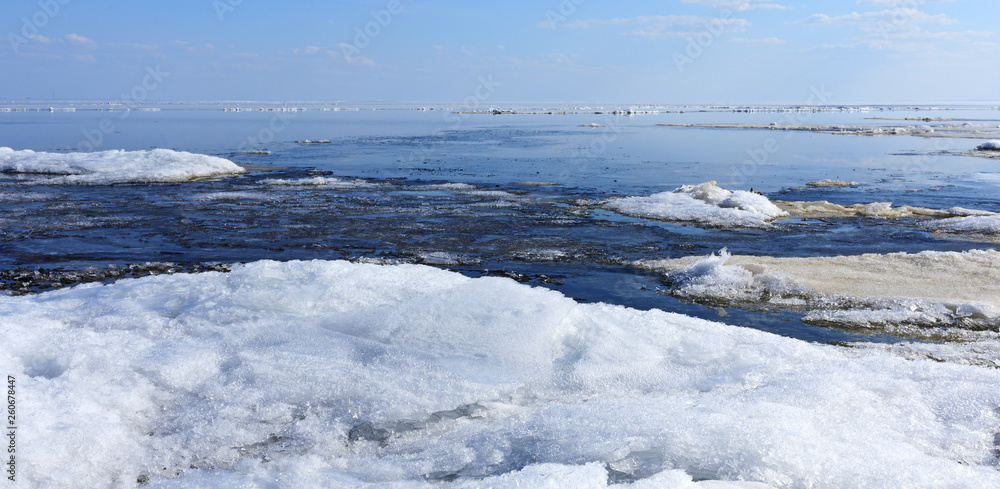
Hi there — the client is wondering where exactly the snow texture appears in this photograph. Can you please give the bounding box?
[0,147,245,184]
[3,260,1000,488]
[604,182,788,228]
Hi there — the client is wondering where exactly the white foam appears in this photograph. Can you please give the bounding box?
[4,260,1000,488]
[0,148,245,184]
[605,182,788,228]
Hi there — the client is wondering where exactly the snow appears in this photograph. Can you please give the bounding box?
[4,260,1000,488]
[776,200,995,219]
[259,176,373,188]
[928,215,1000,235]
[604,182,788,228]
[976,140,1000,151]
[805,179,855,187]
[0,147,245,184]
[638,249,1000,331]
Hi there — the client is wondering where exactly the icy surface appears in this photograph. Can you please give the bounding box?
[3,260,1000,488]
[639,249,1000,332]
[605,182,788,227]
[928,215,1000,235]
[0,147,245,184]
[259,176,373,188]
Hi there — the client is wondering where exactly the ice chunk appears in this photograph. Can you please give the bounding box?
[975,140,1000,151]
[4,260,1000,488]
[639,249,1000,332]
[604,182,788,228]
[928,215,1000,235]
[805,179,856,187]
[0,147,245,184]
[259,176,372,188]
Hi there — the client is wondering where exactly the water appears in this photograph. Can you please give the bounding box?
[2,103,999,344]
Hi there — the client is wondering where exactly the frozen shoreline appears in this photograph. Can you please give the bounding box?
[3,259,1000,488]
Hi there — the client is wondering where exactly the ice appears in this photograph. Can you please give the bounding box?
[976,140,1000,150]
[604,182,788,228]
[639,249,1000,332]
[259,176,372,188]
[0,147,245,184]
[928,215,1000,235]
[4,260,1000,488]
[805,179,856,187]
[776,200,996,219]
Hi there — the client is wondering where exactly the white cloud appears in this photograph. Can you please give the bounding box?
[729,37,786,44]
[680,0,791,11]
[802,8,958,32]
[65,33,95,46]
[74,54,97,63]
[857,0,955,5]
[294,46,322,55]
[552,15,750,40]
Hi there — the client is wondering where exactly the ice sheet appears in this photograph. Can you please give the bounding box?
[3,260,1000,488]
[604,182,788,228]
[639,249,1000,331]
[0,147,245,184]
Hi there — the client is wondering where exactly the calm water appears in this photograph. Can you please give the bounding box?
[3,104,999,343]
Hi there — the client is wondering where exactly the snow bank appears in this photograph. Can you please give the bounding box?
[3,260,1000,488]
[640,249,1000,331]
[0,148,245,184]
[604,182,788,228]
[976,140,1000,151]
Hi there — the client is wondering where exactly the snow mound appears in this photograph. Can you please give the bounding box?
[0,147,245,184]
[604,182,788,228]
[976,140,1000,151]
[3,260,1000,488]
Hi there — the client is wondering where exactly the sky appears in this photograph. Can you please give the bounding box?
[1,0,997,104]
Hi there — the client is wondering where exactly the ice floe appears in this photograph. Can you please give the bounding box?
[775,200,995,219]
[604,182,788,228]
[804,179,856,187]
[0,148,245,184]
[976,140,1000,151]
[4,260,1000,488]
[927,215,1000,236]
[638,249,1000,334]
[259,176,373,188]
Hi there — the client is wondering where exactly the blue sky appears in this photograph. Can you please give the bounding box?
[2,0,997,103]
